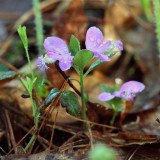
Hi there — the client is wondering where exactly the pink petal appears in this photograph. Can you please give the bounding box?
[114,81,145,101]
[113,91,121,97]
[114,40,123,51]
[58,54,74,71]
[85,26,103,50]
[114,91,135,100]
[94,52,111,61]
[47,52,61,61]
[95,40,111,54]
[120,81,145,94]
[44,37,69,54]
[99,92,115,101]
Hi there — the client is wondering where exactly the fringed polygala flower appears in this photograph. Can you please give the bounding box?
[99,81,145,101]
[37,37,74,71]
[37,55,49,71]
[85,26,123,61]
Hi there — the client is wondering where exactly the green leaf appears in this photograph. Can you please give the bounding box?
[73,49,93,70]
[20,76,37,94]
[72,64,81,75]
[17,25,28,49]
[99,84,122,108]
[99,84,120,94]
[0,63,9,71]
[20,77,29,92]
[27,77,37,93]
[113,84,119,92]
[84,93,88,104]
[31,75,51,98]
[84,59,104,78]
[89,143,117,160]
[117,107,124,112]
[0,71,17,80]
[69,77,80,84]
[37,85,49,98]
[44,88,60,106]
[84,51,118,78]
[140,0,152,21]
[60,91,80,117]
[90,123,95,128]
[107,51,118,58]
[36,79,49,98]
[69,35,80,56]
[99,84,113,94]
[107,97,123,108]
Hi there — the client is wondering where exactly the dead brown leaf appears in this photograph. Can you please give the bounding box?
[46,0,88,88]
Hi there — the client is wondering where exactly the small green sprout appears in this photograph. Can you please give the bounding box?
[88,143,117,160]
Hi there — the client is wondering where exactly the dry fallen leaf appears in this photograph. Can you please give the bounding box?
[46,0,88,88]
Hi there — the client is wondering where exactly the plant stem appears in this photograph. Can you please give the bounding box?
[24,114,39,152]
[30,94,36,117]
[33,0,43,55]
[24,134,36,152]
[25,48,34,79]
[80,70,87,131]
[110,104,117,126]
[153,0,160,59]
[110,110,117,126]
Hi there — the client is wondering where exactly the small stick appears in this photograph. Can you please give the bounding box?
[66,113,119,130]
[7,126,34,155]
[55,63,81,96]
[87,120,94,149]
[0,107,11,151]
[60,131,83,149]
[0,58,18,72]
[4,110,16,153]
[55,63,102,109]
[49,78,69,150]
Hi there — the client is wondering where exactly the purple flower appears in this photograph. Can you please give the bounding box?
[114,40,123,50]
[99,92,115,101]
[58,53,74,71]
[37,55,49,71]
[99,81,145,101]
[43,37,74,71]
[85,27,123,61]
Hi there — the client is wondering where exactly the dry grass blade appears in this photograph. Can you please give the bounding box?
[4,110,16,153]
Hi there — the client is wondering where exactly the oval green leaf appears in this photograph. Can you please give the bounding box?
[44,88,60,106]
[60,91,80,117]
[73,49,93,70]
[69,35,80,56]
[0,71,17,80]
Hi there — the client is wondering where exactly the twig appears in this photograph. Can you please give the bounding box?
[66,113,119,130]
[125,146,141,160]
[87,120,93,149]
[7,126,34,155]
[4,110,16,153]
[14,121,49,149]
[49,78,69,150]
[55,63,81,96]
[60,131,83,149]
[0,107,11,151]
[54,63,103,110]
[7,96,58,155]
[0,58,18,72]
[49,105,60,150]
